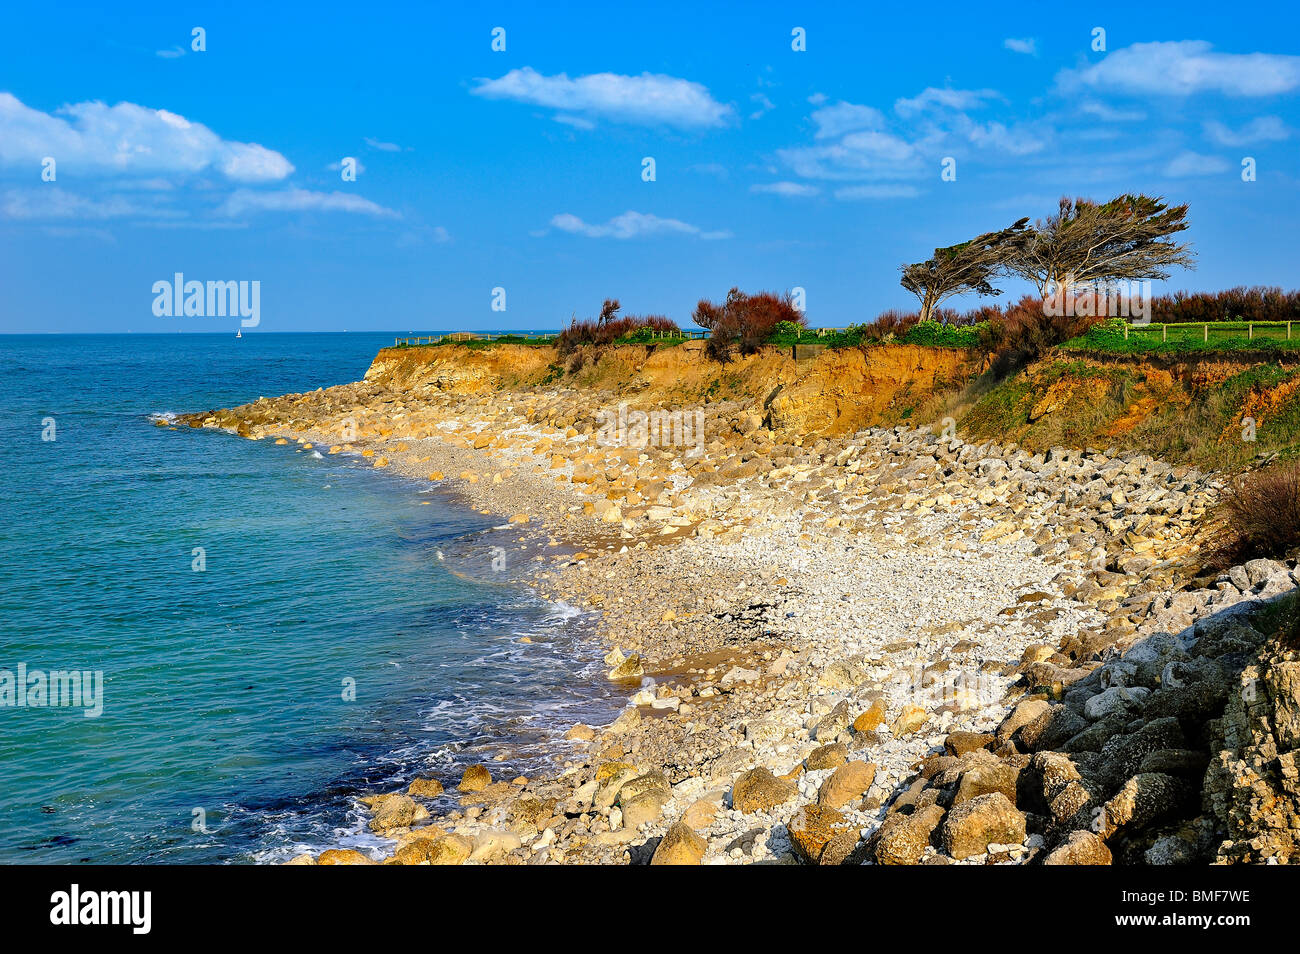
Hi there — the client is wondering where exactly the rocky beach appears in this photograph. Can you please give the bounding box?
[174,340,1300,866]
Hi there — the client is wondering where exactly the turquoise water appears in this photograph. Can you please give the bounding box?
[0,333,618,863]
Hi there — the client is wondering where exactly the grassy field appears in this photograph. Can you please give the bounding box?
[1063,319,1300,354]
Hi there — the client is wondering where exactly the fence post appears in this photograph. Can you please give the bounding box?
[1204,323,1208,342]
[1124,323,1128,340]
[1250,323,1254,340]
[1162,324,1167,343]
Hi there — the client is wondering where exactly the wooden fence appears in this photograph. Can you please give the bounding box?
[1119,321,1296,343]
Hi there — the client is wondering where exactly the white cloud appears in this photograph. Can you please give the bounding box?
[548,210,730,240]
[218,187,399,217]
[833,184,920,200]
[155,47,185,59]
[1079,100,1146,122]
[0,93,293,182]
[1203,116,1291,145]
[364,137,402,152]
[750,181,819,197]
[472,68,733,128]
[1004,38,1037,56]
[778,128,920,181]
[1163,151,1230,176]
[958,118,1048,155]
[0,187,182,221]
[1059,41,1300,97]
[810,101,886,139]
[750,93,775,120]
[895,87,1000,116]
[553,113,596,130]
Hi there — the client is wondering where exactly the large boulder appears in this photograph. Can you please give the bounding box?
[939,793,1027,860]
[650,822,707,865]
[367,793,429,833]
[731,767,797,814]
[1042,830,1113,865]
[953,762,1019,807]
[788,804,861,865]
[317,849,377,865]
[458,765,492,792]
[817,761,877,809]
[1098,773,1191,840]
[868,804,946,865]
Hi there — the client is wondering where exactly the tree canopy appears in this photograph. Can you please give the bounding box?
[899,218,1031,322]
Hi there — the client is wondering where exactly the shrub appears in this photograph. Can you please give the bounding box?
[901,320,986,348]
[556,300,679,356]
[852,308,922,342]
[1211,461,1300,568]
[693,288,805,360]
[979,294,1105,374]
[1153,287,1300,324]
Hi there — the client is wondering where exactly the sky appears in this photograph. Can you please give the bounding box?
[2,1,1299,334]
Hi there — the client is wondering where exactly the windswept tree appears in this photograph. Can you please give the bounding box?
[596,298,620,325]
[900,218,1031,323]
[1009,194,1194,296]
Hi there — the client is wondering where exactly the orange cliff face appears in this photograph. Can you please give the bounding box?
[362,341,986,438]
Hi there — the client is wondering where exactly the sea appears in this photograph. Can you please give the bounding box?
[0,332,622,863]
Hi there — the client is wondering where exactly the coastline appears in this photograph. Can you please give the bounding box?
[172,343,1300,865]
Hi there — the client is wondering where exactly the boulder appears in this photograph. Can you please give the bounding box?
[788,803,861,865]
[367,794,429,832]
[952,762,1019,807]
[470,829,523,862]
[891,704,929,737]
[1098,773,1192,840]
[853,699,887,733]
[408,777,444,798]
[939,793,1026,860]
[608,653,645,680]
[945,730,995,757]
[805,742,849,771]
[817,761,877,810]
[1043,830,1113,865]
[868,804,946,865]
[650,822,707,865]
[458,765,492,792]
[731,767,797,814]
[317,849,377,866]
[621,790,670,829]
[563,723,597,742]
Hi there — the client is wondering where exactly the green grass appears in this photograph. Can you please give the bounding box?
[1062,318,1300,354]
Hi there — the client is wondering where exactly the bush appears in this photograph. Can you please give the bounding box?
[693,288,805,360]
[979,294,1105,374]
[1153,287,1300,324]
[851,308,922,342]
[1211,461,1300,567]
[556,299,678,356]
[901,320,986,348]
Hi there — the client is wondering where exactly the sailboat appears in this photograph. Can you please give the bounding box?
[236,328,242,339]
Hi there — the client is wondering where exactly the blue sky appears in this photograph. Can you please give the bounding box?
[2,1,1299,333]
